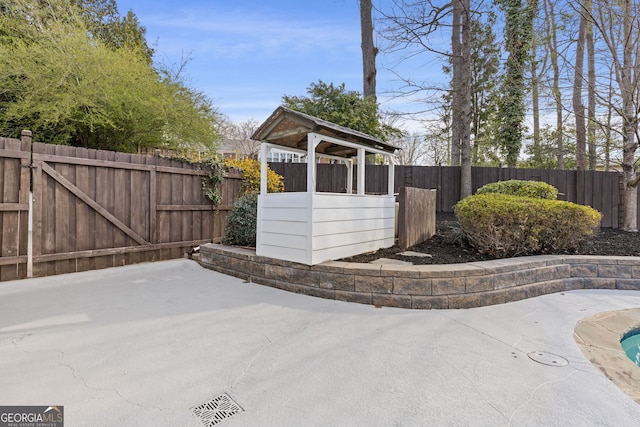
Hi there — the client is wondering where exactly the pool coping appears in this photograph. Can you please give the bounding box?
[199,243,640,309]
[574,308,640,404]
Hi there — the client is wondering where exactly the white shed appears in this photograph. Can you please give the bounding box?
[252,106,398,266]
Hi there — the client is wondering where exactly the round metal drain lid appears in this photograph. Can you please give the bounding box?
[527,351,569,367]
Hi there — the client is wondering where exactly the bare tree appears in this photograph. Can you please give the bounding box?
[590,0,640,231]
[585,0,597,170]
[542,0,565,169]
[392,133,427,165]
[378,0,472,197]
[573,2,588,171]
[218,118,261,159]
[453,0,472,198]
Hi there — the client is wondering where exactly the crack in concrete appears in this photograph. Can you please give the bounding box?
[508,370,579,426]
[439,313,529,356]
[53,349,167,412]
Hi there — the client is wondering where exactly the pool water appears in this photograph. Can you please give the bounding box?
[621,329,640,367]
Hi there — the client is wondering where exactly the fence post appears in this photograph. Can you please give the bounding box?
[20,129,32,146]
[20,130,33,277]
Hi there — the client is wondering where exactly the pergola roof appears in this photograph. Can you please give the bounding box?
[251,106,398,158]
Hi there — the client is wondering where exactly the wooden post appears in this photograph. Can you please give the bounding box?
[21,129,32,145]
[388,155,395,196]
[20,131,33,277]
[260,143,268,195]
[357,148,365,195]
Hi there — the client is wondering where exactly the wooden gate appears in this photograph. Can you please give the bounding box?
[0,132,31,280]
[29,142,241,277]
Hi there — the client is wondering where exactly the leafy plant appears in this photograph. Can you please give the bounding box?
[201,158,225,205]
[282,80,402,141]
[454,193,602,257]
[0,0,220,152]
[223,194,258,246]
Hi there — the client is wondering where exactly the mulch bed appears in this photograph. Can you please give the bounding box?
[341,213,640,265]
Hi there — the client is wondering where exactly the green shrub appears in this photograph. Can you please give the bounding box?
[223,193,258,246]
[476,180,558,199]
[454,193,602,257]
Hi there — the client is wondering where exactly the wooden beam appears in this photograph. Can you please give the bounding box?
[265,126,308,140]
[0,203,29,212]
[33,153,209,176]
[33,239,211,262]
[0,255,27,266]
[156,204,215,211]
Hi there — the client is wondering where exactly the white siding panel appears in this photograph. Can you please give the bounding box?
[314,193,393,208]
[313,217,395,236]
[260,192,308,208]
[314,207,395,222]
[261,220,307,235]
[260,232,307,250]
[261,207,307,222]
[314,228,393,251]
[259,245,308,264]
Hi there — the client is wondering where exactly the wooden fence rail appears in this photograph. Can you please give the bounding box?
[0,134,242,281]
[270,163,624,228]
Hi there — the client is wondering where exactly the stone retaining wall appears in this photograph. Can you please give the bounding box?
[199,244,640,309]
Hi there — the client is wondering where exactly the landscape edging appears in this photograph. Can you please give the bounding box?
[198,244,640,309]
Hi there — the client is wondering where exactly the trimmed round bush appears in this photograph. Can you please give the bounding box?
[223,193,258,246]
[454,193,602,257]
[476,179,558,199]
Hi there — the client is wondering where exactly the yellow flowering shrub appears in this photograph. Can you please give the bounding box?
[225,157,285,195]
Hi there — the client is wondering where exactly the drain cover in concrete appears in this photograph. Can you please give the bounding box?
[527,351,569,367]
[191,394,243,426]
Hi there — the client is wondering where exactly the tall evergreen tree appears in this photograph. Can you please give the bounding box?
[496,0,537,167]
[282,81,399,141]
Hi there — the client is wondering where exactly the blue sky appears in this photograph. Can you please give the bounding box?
[115,0,444,130]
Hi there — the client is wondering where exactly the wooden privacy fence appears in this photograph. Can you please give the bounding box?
[0,132,242,281]
[270,163,624,228]
[398,187,436,250]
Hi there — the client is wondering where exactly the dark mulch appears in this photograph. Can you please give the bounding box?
[341,213,640,265]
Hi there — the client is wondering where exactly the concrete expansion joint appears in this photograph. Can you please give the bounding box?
[199,244,640,310]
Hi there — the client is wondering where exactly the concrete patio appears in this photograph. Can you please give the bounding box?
[1,259,639,426]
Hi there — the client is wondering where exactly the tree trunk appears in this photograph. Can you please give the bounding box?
[621,3,638,231]
[459,0,472,199]
[619,0,638,231]
[586,0,597,170]
[450,0,462,167]
[531,27,541,166]
[544,0,563,169]
[573,4,587,171]
[360,0,377,102]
